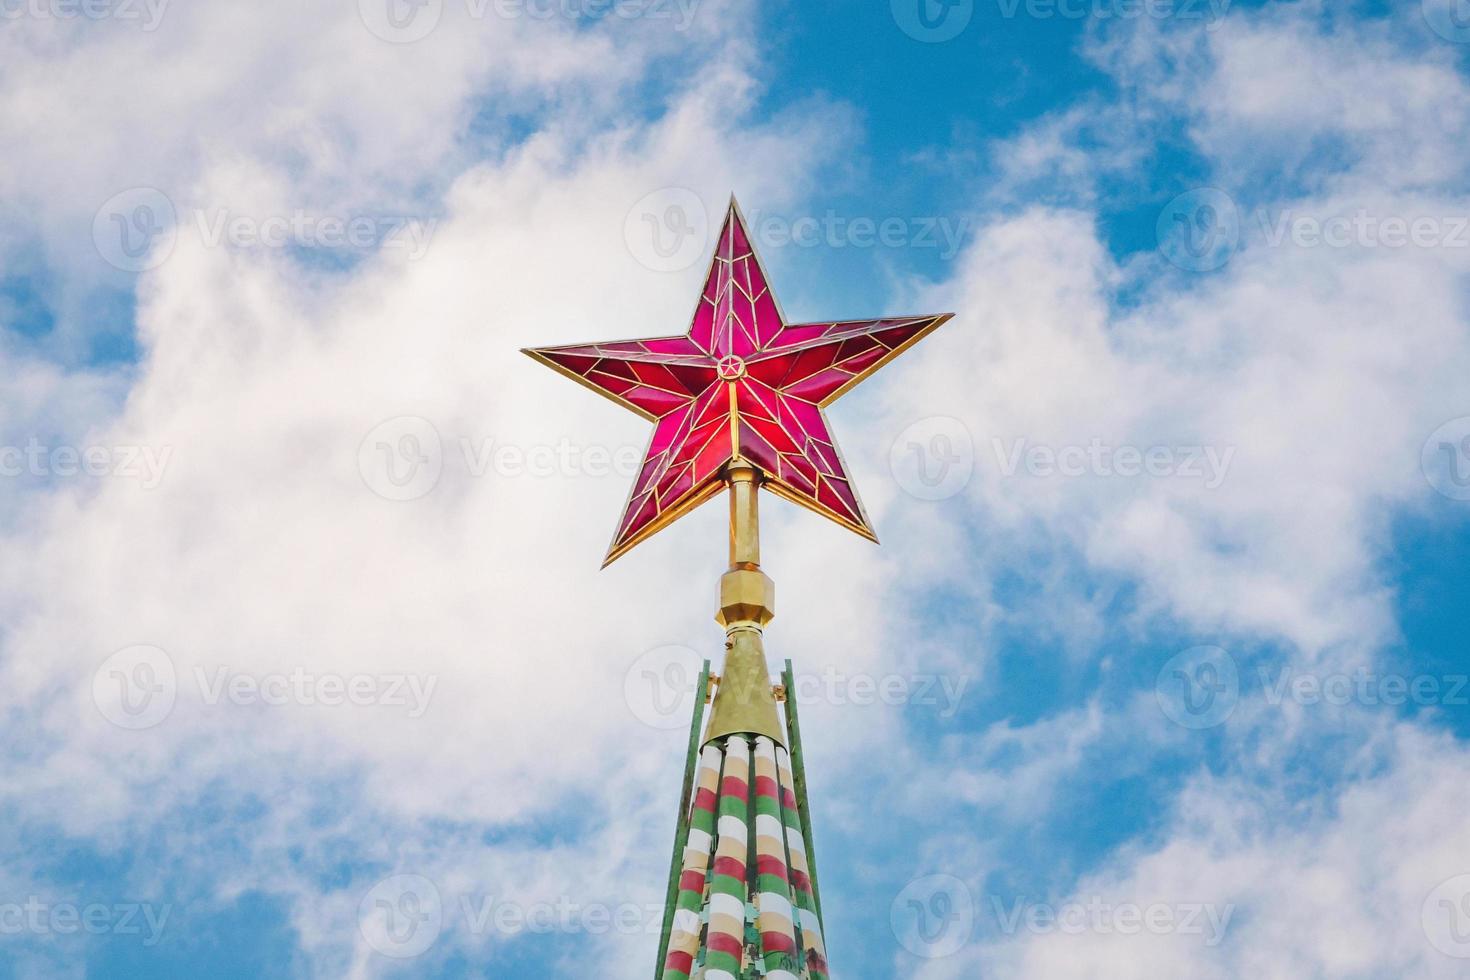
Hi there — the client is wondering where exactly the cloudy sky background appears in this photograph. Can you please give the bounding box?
[2,0,1470,976]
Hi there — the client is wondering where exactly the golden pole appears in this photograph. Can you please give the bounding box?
[702,459,785,746]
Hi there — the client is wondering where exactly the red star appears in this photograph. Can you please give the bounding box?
[524,198,953,565]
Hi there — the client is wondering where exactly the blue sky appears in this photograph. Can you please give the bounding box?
[1,0,1469,977]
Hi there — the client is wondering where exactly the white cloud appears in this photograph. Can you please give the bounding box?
[0,0,739,355]
[930,724,1470,979]
[0,2,873,974]
[883,26,1470,657]
[864,8,1470,976]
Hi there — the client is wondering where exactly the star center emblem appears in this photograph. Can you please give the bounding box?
[716,354,747,381]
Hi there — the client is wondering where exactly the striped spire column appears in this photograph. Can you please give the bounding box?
[661,743,724,980]
[753,736,801,978]
[657,726,831,977]
[777,743,828,980]
[704,735,752,979]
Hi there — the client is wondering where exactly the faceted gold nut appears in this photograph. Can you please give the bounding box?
[715,568,775,628]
